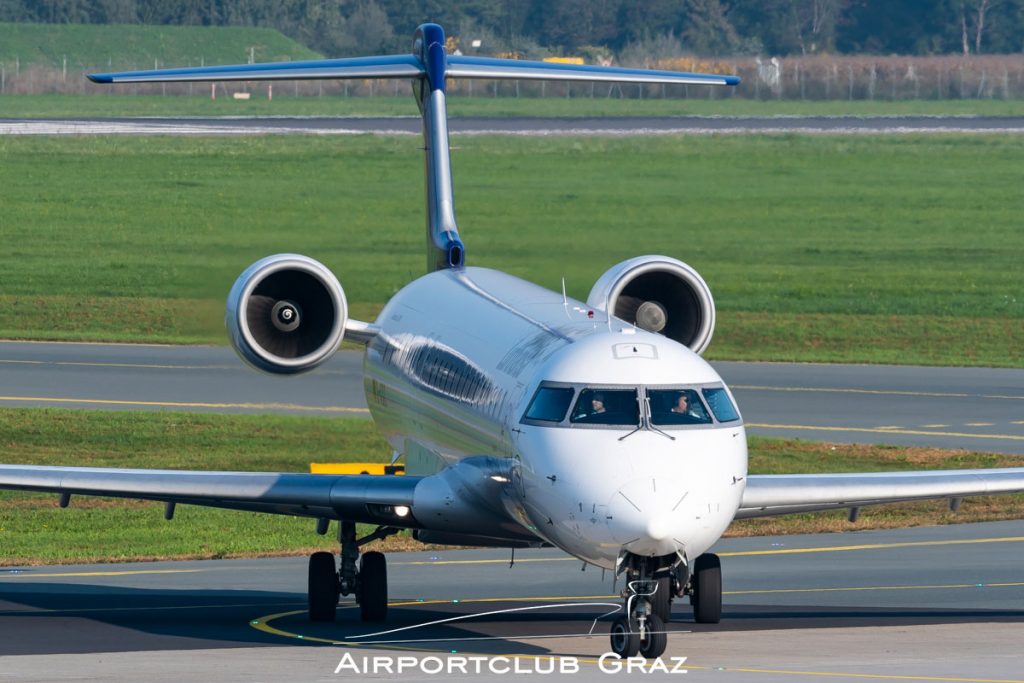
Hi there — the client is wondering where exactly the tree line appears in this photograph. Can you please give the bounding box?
[2,1,1022,59]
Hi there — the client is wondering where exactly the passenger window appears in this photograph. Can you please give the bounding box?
[703,387,740,422]
[523,387,575,423]
[649,389,712,425]
[570,389,640,426]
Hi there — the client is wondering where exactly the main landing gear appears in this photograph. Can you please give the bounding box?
[609,552,722,658]
[308,520,398,622]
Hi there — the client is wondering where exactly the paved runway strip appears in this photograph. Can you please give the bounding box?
[2,341,1022,453]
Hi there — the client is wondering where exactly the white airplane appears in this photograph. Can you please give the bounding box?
[2,23,1023,660]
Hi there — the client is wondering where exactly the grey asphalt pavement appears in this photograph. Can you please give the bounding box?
[1,521,1022,681]
[2,341,1022,454]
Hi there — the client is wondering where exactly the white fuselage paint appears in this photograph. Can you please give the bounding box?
[363,266,747,569]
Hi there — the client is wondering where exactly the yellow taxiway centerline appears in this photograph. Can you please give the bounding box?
[746,423,1024,442]
[734,385,1024,402]
[0,395,369,414]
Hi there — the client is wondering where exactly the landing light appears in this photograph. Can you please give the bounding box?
[394,505,411,517]
[490,475,510,483]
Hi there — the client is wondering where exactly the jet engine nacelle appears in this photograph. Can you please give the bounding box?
[225,254,347,374]
[587,255,716,355]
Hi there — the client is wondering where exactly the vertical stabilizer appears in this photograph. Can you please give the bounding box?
[413,24,465,272]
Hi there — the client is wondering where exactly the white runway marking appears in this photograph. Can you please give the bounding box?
[4,120,1024,136]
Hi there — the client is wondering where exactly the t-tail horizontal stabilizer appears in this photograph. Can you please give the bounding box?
[88,23,739,274]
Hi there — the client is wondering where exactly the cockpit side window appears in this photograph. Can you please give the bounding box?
[523,386,575,423]
[648,388,713,425]
[570,388,640,426]
[703,387,740,422]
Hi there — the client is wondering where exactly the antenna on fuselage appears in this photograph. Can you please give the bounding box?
[88,26,738,275]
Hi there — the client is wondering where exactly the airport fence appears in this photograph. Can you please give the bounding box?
[2,54,1023,100]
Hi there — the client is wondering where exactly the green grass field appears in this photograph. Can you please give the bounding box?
[0,134,1020,366]
[1,409,1020,565]
[0,22,318,69]
[4,93,1024,118]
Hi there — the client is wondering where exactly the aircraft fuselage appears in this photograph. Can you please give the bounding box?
[363,266,747,569]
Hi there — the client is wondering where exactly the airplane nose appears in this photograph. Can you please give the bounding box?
[646,514,674,542]
[608,478,690,557]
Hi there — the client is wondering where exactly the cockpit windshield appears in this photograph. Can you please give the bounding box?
[521,382,741,429]
[569,388,640,426]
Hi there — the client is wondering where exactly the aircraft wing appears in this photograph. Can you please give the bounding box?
[0,456,533,543]
[0,464,420,525]
[736,468,1024,519]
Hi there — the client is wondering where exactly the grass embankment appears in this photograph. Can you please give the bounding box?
[5,94,1024,118]
[0,22,318,68]
[0,135,1020,366]
[0,409,1021,565]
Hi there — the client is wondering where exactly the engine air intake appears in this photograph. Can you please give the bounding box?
[226,254,348,374]
[587,256,716,355]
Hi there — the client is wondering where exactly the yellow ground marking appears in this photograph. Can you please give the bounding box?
[733,384,1024,402]
[922,424,950,428]
[725,581,1024,596]
[1,601,303,615]
[0,395,369,414]
[966,422,995,427]
[0,568,205,578]
[0,359,230,370]
[747,423,1024,442]
[395,536,1024,567]
[1013,421,1024,426]
[251,597,1024,683]
[720,535,1024,557]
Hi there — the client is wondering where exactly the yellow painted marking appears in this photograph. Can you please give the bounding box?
[251,598,1024,683]
[397,556,577,567]
[922,424,950,428]
[1013,421,1024,426]
[0,395,369,414]
[0,359,228,370]
[966,422,994,427]
[708,667,1024,683]
[1,601,302,615]
[310,463,404,475]
[725,581,1024,596]
[876,426,902,430]
[720,536,1024,557]
[734,384,1024,402]
[396,536,1024,567]
[748,423,1024,442]
[0,568,204,578]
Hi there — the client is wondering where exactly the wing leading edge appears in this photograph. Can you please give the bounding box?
[738,468,1024,519]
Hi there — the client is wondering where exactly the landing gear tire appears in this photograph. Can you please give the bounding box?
[691,553,722,624]
[609,616,640,658]
[651,575,672,623]
[639,614,668,659]
[358,551,388,622]
[308,551,339,622]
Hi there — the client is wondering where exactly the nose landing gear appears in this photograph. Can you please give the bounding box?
[609,553,674,659]
[609,580,669,659]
